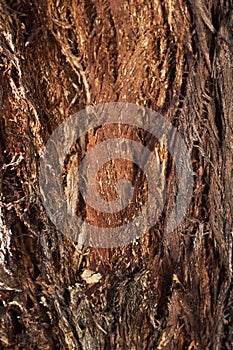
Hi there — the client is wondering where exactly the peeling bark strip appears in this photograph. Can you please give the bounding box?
[0,0,232,349]
[39,102,193,248]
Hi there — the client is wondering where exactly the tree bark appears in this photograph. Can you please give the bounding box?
[0,0,232,349]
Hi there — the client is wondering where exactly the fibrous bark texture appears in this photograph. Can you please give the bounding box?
[0,0,232,349]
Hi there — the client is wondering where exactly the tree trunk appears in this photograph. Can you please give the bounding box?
[0,0,232,349]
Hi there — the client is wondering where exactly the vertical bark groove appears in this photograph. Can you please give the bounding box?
[0,0,232,349]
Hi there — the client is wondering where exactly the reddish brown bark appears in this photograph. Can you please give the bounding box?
[0,0,232,349]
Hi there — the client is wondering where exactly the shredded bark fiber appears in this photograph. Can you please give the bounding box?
[0,0,232,349]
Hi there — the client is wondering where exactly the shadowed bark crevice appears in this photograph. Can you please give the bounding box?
[0,0,232,349]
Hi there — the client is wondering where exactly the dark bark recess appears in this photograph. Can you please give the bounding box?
[0,0,232,349]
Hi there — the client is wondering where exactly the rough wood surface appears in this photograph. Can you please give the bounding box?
[0,0,232,349]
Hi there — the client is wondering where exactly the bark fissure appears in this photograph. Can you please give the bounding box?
[0,0,232,349]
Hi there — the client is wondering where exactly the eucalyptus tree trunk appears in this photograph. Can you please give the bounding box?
[0,0,232,349]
